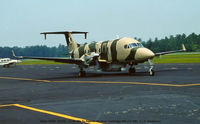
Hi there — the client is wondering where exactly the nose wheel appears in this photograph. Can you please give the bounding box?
[149,68,155,76]
[148,59,155,76]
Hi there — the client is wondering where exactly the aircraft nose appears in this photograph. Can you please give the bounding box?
[135,48,155,61]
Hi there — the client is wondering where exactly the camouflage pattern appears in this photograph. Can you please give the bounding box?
[70,37,154,64]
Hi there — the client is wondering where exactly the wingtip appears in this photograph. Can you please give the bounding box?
[182,44,186,51]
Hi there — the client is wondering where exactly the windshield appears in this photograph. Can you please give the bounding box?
[129,43,137,48]
[124,43,144,49]
[129,43,144,48]
[137,43,144,47]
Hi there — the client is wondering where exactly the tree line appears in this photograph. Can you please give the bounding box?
[0,44,68,58]
[140,33,200,52]
[0,33,200,58]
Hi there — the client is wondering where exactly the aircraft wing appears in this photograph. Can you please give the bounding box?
[22,56,83,64]
[155,44,186,56]
[12,51,83,65]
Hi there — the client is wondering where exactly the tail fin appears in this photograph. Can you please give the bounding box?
[40,31,88,53]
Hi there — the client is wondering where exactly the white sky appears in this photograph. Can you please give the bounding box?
[0,0,200,47]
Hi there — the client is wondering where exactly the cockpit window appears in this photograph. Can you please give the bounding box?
[137,43,144,47]
[124,43,144,49]
[129,43,137,48]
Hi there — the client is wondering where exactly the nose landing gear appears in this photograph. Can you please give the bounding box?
[149,67,155,76]
[148,59,155,76]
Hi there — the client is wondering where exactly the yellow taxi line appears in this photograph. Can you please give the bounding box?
[0,104,14,108]
[52,80,186,87]
[0,76,200,87]
[178,83,200,86]
[0,104,103,124]
[0,77,51,83]
[0,77,33,81]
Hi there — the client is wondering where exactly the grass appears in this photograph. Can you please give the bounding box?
[18,59,64,65]
[17,52,200,65]
[154,53,200,63]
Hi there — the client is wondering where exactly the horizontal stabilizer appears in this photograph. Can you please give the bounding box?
[40,31,88,39]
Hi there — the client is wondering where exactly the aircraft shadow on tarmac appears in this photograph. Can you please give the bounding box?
[39,72,148,80]
[39,68,183,81]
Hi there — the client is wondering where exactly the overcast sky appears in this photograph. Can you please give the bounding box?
[0,0,200,47]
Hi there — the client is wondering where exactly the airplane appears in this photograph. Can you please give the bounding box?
[12,31,186,76]
[0,58,22,68]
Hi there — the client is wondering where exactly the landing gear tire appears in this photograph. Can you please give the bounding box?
[129,68,136,75]
[149,69,155,76]
[3,65,9,68]
[79,71,86,77]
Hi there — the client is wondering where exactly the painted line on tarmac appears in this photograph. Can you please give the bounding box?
[0,76,200,87]
[0,104,14,108]
[0,76,51,82]
[53,80,199,87]
[0,104,102,124]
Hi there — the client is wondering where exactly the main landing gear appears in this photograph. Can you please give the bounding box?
[79,68,86,77]
[3,65,10,68]
[129,66,136,75]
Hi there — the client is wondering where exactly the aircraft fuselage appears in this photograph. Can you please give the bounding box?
[72,37,154,64]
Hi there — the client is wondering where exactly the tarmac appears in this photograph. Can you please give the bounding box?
[0,63,200,124]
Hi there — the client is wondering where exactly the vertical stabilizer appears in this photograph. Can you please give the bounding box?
[67,33,78,53]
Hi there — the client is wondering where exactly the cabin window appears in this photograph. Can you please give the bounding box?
[124,45,128,49]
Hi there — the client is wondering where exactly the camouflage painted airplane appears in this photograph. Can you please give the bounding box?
[13,31,186,76]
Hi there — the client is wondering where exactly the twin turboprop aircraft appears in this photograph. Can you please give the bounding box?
[13,31,186,76]
[0,58,21,68]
